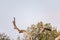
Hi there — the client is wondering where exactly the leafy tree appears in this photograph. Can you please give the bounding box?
[26,21,59,40]
[12,18,60,40]
[17,36,20,40]
[0,33,10,40]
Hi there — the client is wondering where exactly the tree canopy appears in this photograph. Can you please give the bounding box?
[24,21,60,40]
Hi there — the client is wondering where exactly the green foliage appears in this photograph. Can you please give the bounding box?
[26,21,59,40]
[0,33,10,40]
[17,36,20,40]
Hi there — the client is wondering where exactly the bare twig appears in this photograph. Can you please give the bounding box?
[12,17,27,33]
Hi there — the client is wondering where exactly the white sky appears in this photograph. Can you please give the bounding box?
[0,0,60,40]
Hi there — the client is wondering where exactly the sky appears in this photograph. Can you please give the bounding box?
[0,0,60,40]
